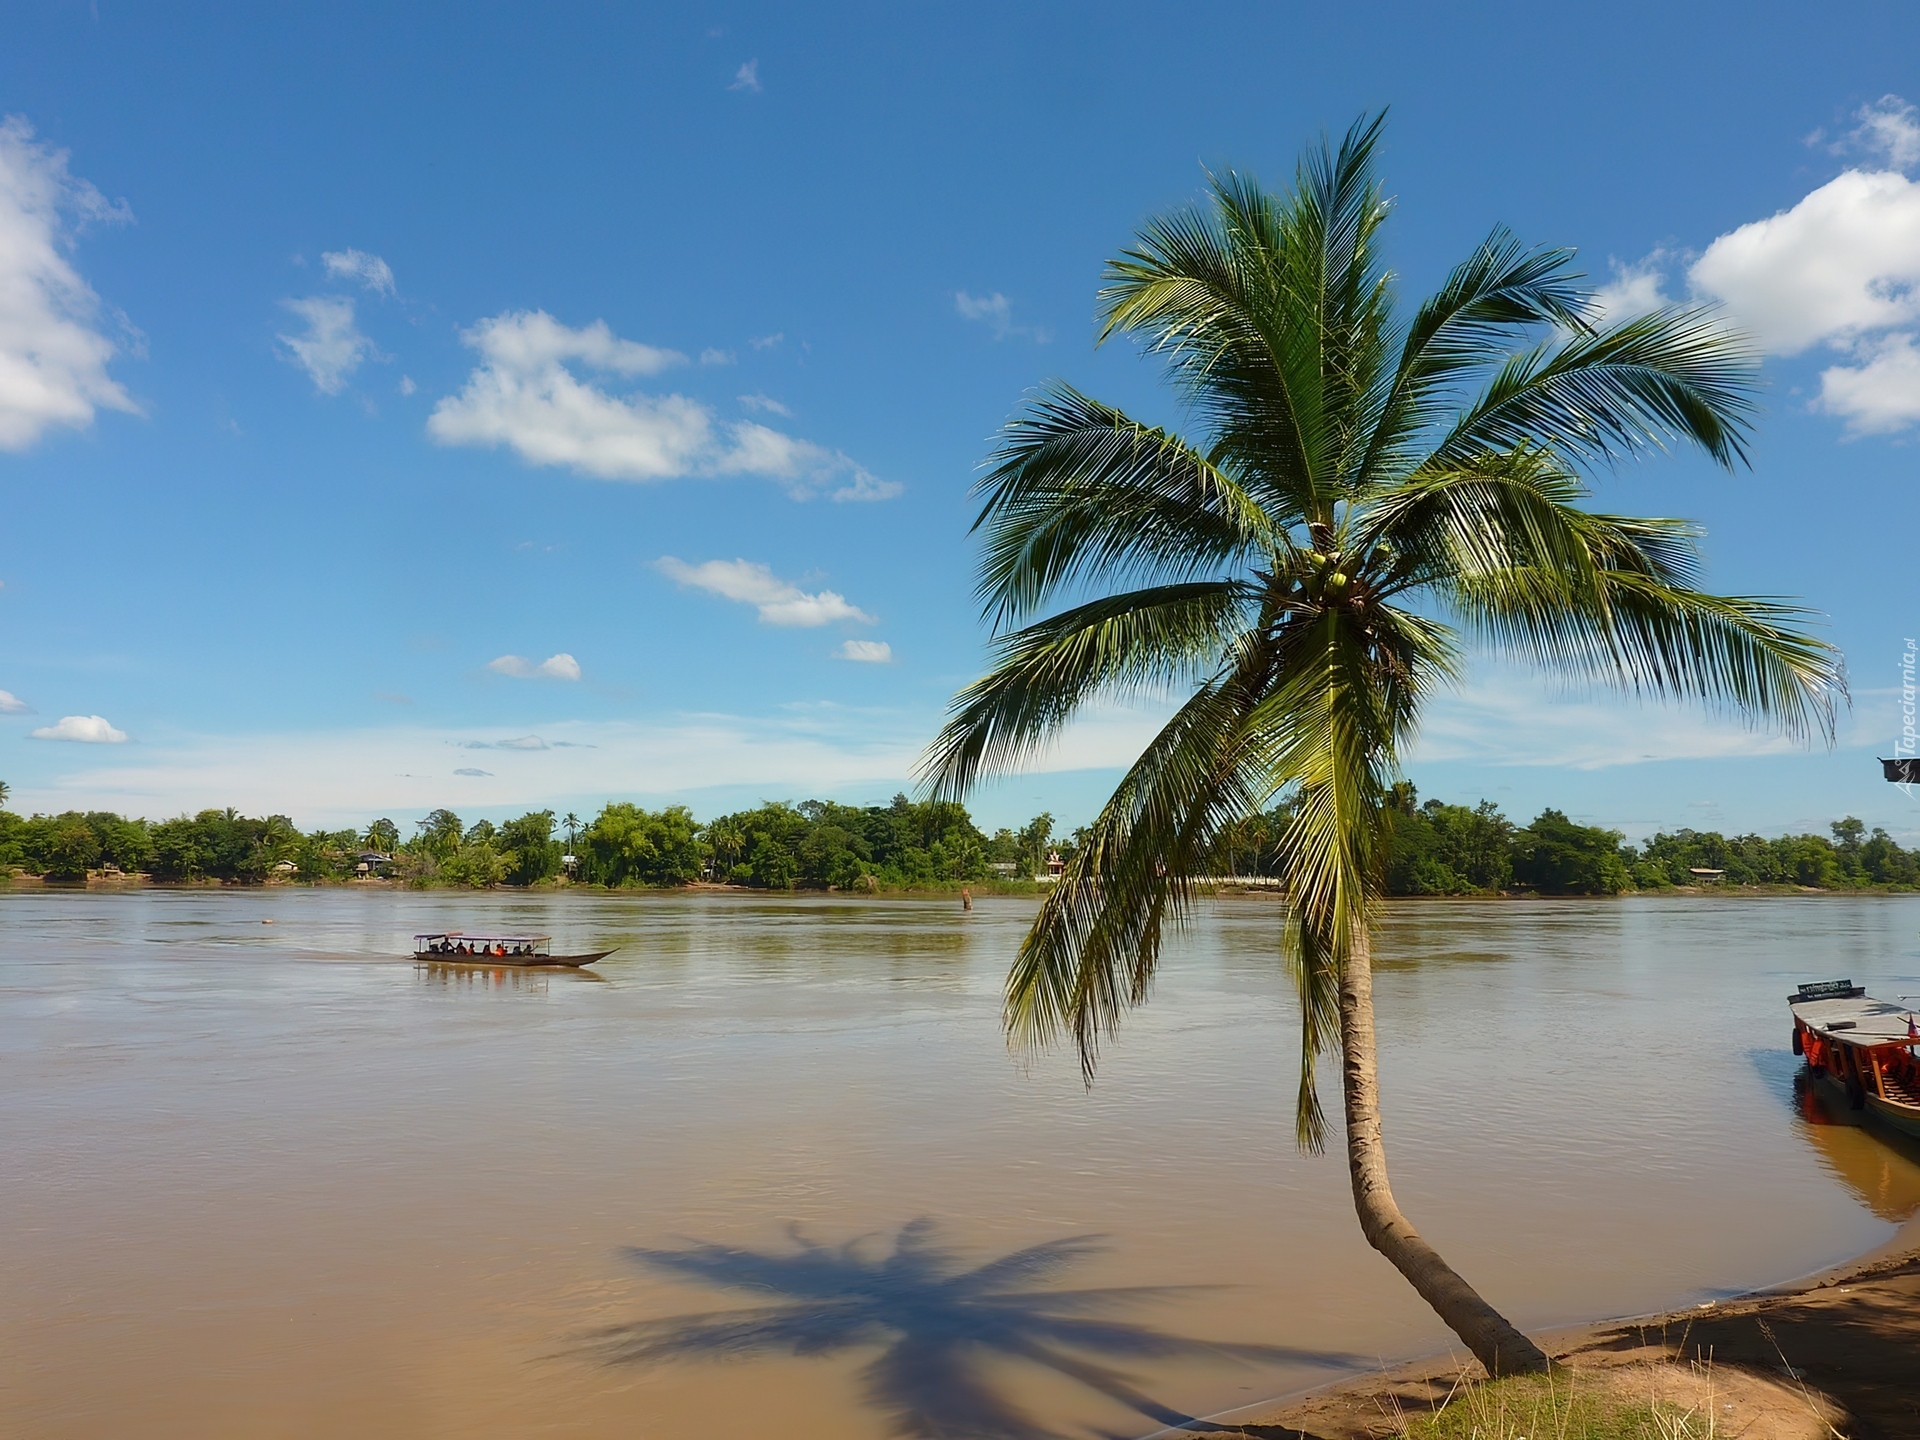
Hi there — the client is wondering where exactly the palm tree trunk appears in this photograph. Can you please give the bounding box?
[1339,925,1551,1377]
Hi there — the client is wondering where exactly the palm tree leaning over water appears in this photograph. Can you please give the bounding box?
[922,116,1844,1376]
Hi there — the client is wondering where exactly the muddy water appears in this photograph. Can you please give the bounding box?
[4,890,1920,1439]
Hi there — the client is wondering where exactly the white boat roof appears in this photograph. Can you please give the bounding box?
[1790,993,1920,1045]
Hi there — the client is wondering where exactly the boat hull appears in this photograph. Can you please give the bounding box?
[1806,1065,1920,1140]
[1865,1092,1920,1141]
[413,949,615,969]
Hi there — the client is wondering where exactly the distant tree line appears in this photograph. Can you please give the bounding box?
[1,779,1916,894]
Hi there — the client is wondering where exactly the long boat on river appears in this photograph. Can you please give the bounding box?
[412,932,615,968]
[1790,978,1920,1139]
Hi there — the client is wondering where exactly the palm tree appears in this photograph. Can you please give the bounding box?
[922,116,1844,1377]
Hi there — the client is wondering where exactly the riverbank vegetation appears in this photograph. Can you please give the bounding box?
[0,784,1911,893]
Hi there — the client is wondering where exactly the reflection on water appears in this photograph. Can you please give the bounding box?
[582,1219,1348,1440]
[1790,1071,1920,1223]
[8,889,1920,1439]
[414,960,609,991]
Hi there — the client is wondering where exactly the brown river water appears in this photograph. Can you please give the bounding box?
[5,889,1920,1439]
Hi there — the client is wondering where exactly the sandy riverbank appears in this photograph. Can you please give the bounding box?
[1197,1214,1920,1439]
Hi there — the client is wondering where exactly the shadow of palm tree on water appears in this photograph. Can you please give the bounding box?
[574,1218,1364,1440]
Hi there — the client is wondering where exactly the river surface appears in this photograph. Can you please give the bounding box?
[5,889,1920,1439]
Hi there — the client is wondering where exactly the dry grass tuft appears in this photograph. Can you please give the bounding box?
[1386,1356,1844,1440]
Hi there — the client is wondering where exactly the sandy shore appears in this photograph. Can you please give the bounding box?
[1189,1214,1920,1439]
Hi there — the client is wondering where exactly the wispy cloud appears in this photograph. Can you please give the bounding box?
[739,393,791,416]
[486,652,581,680]
[452,767,491,777]
[1589,250,1675,322]
[278,295,373,394]
[321,248,396,296]
[955,289,1048,342]
[1408,665,1819,770]
[729,59,761,92]
[837,640,892,663]
[656,557,875,627]
[1836,93,1920,169]
[31,713,127,743]
[0,688,30,714]
[428,310,899,500]
[699,347,735,365]
[749,332,783,350]
[0,117,140,450]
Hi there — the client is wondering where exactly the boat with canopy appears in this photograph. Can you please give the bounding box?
[412,932,615,968]
[1790,979,1920,1139]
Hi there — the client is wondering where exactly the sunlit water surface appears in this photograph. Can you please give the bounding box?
[5,889,1920,1439]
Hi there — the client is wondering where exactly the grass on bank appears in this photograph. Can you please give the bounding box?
[1394,1368,1736,1440]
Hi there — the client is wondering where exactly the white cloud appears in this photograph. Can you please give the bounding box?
[956,290,1049,342]
[656,556,875,627]
[31,714,126,743]
[1590,251,1674,322]
[749,332,783,350]
[398,375,416,396]
[278,296,373,394]
[453,309,684,376]
[1594,103,1920,436]
[828,467,904,502]
[739,392,792,416]
[321,248,395,296]
[1849,94,1920,170]
[0,116,140,450]
[0,688,29,713]
[428,310,898,498]
[1688,168,1920,354]
[453,767,491,777]
[1815,332,1920,433]
[955,289,1012,333]
[729,59,761,92]
[837,640,892,663]
[699,347,735,365]
[486,652,581,680]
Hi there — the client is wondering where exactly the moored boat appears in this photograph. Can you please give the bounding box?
[412,931,615,968]
[1789,979,1920,1140]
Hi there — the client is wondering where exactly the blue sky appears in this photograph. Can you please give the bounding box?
[2,1,1919,841]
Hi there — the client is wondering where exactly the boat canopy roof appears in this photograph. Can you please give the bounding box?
[415,932,552,945]
[1790,993,1918,1048]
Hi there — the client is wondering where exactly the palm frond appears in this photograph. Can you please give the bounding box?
[1098,185,1326,519]
[1097,117,1395,524]
[919,582,1255,801]
[971,385,1274,626]
[1426,306,1760,471]
[1004,673,1272,1079]
[1282,912,1340,1152]
[1451,565,1843,742]
[1355,231,1589,484]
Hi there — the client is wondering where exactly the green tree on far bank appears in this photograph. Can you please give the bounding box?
[1510,810,1630,895]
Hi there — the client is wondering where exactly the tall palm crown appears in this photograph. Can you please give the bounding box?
[924,117,1841,1171]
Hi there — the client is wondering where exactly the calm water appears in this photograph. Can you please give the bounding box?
[5,889,1920,1439]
